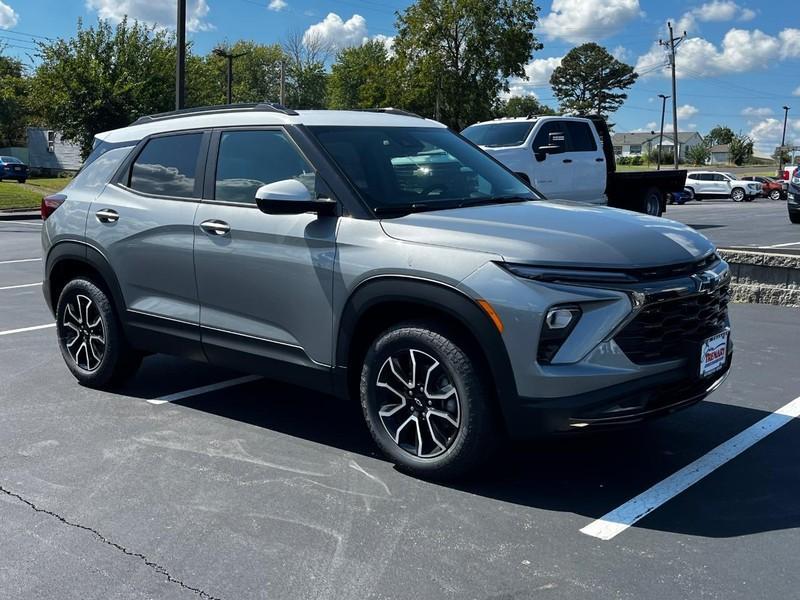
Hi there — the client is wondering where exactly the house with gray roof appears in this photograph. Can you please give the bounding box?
[610,131,704,161]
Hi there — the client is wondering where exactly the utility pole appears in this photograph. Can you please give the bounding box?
[279,61,285,105]
[213,48,249,105]
[176,0,186,110]
[657,94,670,171]
[660,22,686,170]
[779,105,790,176]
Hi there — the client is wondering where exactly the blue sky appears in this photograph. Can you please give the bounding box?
[1,0,798,153]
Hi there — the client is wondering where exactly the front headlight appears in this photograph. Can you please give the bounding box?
[501,263,638,284]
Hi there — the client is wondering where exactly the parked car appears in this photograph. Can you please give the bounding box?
[41,104,733,478]
[668,189,692,205]
[741,175,784,200]
[0,155,29,183]
[684,171,761,202]
[788,169,800,224]
[461,116,687,217]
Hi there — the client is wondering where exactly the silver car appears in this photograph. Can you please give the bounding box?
[41,104,733,478]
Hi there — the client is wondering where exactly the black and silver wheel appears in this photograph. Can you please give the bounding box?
[769,189,782,201]
[56,278,142,388]
[731,187,745,202]
[642,187,663,216]
[360,321,497,479]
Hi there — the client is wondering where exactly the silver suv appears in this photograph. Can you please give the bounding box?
[41,104,733,478]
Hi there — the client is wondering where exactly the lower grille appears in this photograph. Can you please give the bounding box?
[614,286,730,364]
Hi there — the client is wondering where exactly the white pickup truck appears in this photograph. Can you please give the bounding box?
[462,115,687,216]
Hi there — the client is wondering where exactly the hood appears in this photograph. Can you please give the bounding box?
[380,201,715,268]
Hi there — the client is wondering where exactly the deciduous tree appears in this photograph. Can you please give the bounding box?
[327,40,391,109]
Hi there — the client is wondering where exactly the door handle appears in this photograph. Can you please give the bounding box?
[595,158,605,162]
[562,159,573,164]
[200,220,231,236]
[95,209,119,223]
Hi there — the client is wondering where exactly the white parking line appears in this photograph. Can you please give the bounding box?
[580,394,800,541]
[0,282,41,291]
[0,323,55,337]
[0,258,41,265]
[765,242,800,248]
[147,375,262,405]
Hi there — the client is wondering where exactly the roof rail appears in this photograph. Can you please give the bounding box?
[132,102,299,125]
[356,107,425,119]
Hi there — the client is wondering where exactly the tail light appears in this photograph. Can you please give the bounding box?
[41,193,67,220]
[783,170,790,180]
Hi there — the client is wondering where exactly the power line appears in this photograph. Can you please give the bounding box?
[3,28,53,41]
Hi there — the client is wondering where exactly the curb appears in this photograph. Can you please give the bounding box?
[718,248,800,308]
[0,210,40,221]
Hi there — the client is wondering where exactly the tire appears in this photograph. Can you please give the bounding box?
[790,212,800,224]
[769,189,781,201]
[18,179,26,184]
[731,188,745,202]
[360,321,498,479]
[641,187,663,216]
[56,278,142,389]
[685,187,695,202]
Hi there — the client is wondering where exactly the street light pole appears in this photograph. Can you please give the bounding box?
[779,105,790,176]
[657,94,670,171]
[175,0,186,110]
[213,48,249,105]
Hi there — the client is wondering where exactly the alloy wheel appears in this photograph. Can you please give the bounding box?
[375,348,461,459]
[732,189,744,202]
[62,294,106,371]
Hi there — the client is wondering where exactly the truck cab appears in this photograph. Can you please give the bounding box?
[462,116,607,204]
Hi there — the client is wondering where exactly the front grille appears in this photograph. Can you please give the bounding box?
[614,285,731,364]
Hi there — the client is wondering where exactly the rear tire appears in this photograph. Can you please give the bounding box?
[56,278,142,389]
[360,321,498,479]
[642,187,663,216]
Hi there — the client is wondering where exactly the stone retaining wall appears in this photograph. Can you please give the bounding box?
[718,248,800,308]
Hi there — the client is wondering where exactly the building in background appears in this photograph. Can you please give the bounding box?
[26,128,82,175]
[611,131,704,161]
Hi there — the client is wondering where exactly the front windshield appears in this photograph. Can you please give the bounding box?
[308,126,538,215]
[1,156,22,164]
[461,122,536,148]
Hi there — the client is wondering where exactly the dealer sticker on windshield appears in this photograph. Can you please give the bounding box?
[700,331,728,378]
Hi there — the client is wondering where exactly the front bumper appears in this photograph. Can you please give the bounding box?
[505,357,731,438]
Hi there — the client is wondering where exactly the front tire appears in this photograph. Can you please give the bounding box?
[56,278,142,389]
[360,321,497,479]
[731,188,745,202]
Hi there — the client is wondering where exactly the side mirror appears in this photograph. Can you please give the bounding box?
[254,179,337,216]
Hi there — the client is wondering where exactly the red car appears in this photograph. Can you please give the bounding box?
[742,176,784,201]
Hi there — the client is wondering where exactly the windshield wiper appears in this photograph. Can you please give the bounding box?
[373,203,443,217]
[456,195,534,208]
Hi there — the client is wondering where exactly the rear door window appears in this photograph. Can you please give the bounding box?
[129,133,203,198]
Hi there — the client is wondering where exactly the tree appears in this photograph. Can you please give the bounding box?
[327,40,391,109]
[706,125,734,147]
[283,29,329,109]
[496,95,555,118]
[0,49,29,147]
[392,0,541,129]
[29,19,175,158]
[685,141,711,166]
[550,43,637,117]
[196,41,285,106]
[729,133,754,166]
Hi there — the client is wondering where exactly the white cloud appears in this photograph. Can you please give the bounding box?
[675,1,755,34]
[539,0,641,43]
[793,86,800,97]
[371,34,394,55]
[524,56,563,86]
[267,0,287,12]
[611,45,631,62]
[86,0,213,32]
[303,13,367,51]
[636,27,796,78]
[0,1,19,28]
[779,29,800,59]
[749,117,800,153]
[742,107,773,117]
[677,104,699,120]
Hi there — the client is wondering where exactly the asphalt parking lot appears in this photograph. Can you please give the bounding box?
[2,218,800,599]
[665,198,799,252]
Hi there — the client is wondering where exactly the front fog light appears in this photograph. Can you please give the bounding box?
[538,305,582,364]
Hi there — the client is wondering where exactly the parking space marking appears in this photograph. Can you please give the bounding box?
[0,258,41,265]
[765,242,800,248]
[0,282,41,291]
[580,394,800,541]
[0,323,55,337]
[147,375,262,405]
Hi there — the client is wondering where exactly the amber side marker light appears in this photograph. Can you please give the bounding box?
[477,300,504,333]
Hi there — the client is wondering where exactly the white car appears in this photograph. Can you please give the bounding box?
[685,171,762,202]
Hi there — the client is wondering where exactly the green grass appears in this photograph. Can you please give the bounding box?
[0,176,73,210]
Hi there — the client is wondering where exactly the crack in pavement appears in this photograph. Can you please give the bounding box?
[0,483,223,600]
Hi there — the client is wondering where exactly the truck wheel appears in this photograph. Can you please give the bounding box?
[731,188,745,202]
[56,278,143,389]
[769,189,782,201]
[642,187,663,216]
[360,321,498,479]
